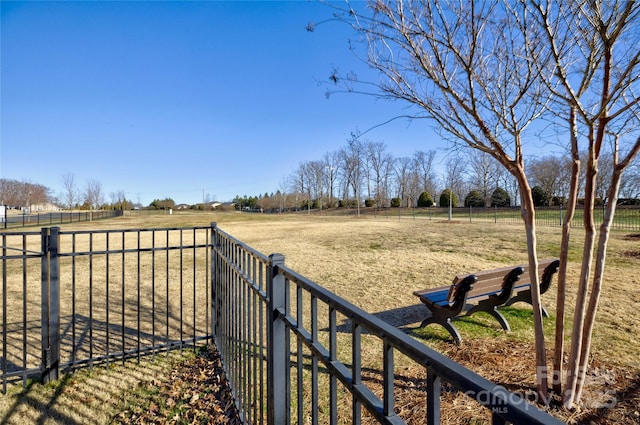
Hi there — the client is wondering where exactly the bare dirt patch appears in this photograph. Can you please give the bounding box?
[621,250,640,258]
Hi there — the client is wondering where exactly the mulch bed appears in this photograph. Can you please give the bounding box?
[114,341,639,424]
[113,346,242,424]
[427,340,640,424]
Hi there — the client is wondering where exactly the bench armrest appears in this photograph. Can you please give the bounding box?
[447,275,477,303]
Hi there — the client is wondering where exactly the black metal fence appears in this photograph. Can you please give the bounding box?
[1,226,212,392]
[211,223,563,425]
[1,210,123,229]
[2,223,563,424]
[316,205,640,231]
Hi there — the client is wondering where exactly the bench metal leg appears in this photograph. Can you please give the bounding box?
[420,316,463,344]
[485,307,510,332]
[504,295,550,318]
[466,305,511,332]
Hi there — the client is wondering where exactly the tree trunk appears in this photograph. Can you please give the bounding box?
[517,173,548,402]
[575,132,640,400]
[553,108,581,395]
[564,143,598,408]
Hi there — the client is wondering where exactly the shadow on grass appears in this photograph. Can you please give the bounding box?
[0,354,175,425]
[330,302,552,345]
[1,295,208,424]
[331,303,427,332]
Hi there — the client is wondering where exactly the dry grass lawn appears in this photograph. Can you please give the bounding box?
[1,211,639,424]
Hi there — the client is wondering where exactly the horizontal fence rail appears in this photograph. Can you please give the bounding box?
[1,226,213,391]
[211,223,563,425]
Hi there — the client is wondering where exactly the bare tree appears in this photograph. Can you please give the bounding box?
[340,137,365,214]
[393,157,413,207]
[528,156,568,206]
[290,162,311,211]
[413,150,437,198]
[324,0,554,399]
[319,0,640,406]
[529,1,640,407]
[467,150,500,206]
[322,151,341,208]
[367,141,394,207]
[444,156,467,216]
[307,160,326,208]
[62,173,77,210]
[84,179,103,210]
[0,179,52,209]
[498,167,520,207]
[619,157,640,201]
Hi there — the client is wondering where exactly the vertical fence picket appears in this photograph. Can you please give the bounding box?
[21,234,27,389]
[311,294,319,425]
[383,342,394,419]
[89,232,94,370]
[71,234,76,367]
[179,229,183,353]
[2,234,6,393]
[165,229,169,357]
[352,323,362,424]
[329,306,337,425]
[105,232,110,368]
[426,370,441,425]
[137,230,141,363]
[296,285,303,425]
[121,231,126,365]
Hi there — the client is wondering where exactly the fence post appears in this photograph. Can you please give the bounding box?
[210,222,219,341]
[267,253,287,425]
[40,227,60,383]
[559,205,563,227]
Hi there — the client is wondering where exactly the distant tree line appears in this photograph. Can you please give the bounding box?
[234,140,640,212]
[0,178,52,209]
[0,175,135,211]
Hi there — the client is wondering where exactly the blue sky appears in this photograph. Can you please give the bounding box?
[1,0,445,205]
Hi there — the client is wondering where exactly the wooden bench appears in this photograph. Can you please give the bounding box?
[413,259,559,344]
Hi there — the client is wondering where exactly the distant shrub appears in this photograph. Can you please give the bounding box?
[390,197,402,207]
[532,186,548,206]
[464,190,485,207]
[417,191,434,207]
[364,199,375,207]
[439,189,458,207]
[339,199,358,208]
[491,187,511,207]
